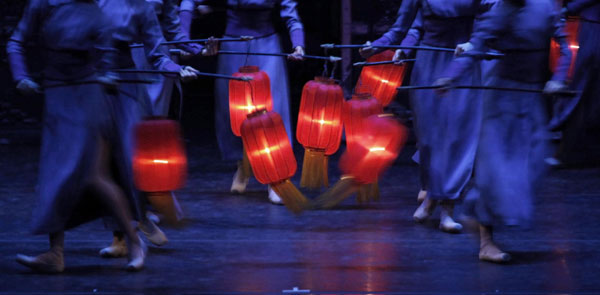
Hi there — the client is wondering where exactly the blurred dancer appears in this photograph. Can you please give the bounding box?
[550,0,600,167]
[437,0,572,262]
[8,0,145,272]
[112,0,219,252]
[96,0,199,259]
[360,0,495,233]
[179,0,305,204]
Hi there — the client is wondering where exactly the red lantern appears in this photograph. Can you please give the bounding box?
[229,66,273,137]
[550,17,579,79]
[312,114,408,209]
[133,118,187,192]
[340,114,408,184]
[355,50,407,106]
[241,110,308,213]
[343,93,384,152]
[296,77,344,189]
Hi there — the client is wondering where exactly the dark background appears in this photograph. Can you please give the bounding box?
[0,0,406,147]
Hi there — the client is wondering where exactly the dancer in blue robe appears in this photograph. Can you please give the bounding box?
[360,0,494,233]
[438,0,572,262]
[95,0,200,262]
[7,0,147,273]
[179,0,305,203]
[550,0,600,167]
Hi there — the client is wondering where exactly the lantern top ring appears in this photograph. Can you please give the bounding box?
[352,92,373,100]
[314,76,337,84]
[247,109,269,118]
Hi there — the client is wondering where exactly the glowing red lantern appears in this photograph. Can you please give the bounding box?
[550,17,579,79]
[241,110,308,213]
[312,114,408,209]
[343,93,384,152]
[229,66,273,137]
[133,118,187,192]
[296,77,344,189]
[340,114,408,184]
[355,50,407,106]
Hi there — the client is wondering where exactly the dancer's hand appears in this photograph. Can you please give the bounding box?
[393,49,407,64]
[16,78,41,95]
[288,46,305,61]
[179,66,199,82]
[455,42,474,56]
[433,77,453,95]
[202,37,219,56]
[359,41,375,59]
[543,80,566,95]
[196,5,213,15]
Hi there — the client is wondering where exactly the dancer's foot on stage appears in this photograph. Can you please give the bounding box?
[417,190,427,203]
[479,241,511,263]
[16,250,64,273]
[479,225,511,263]
[439,203,462,233]
[139,218,168,246]
[231,163,249,193]
[268,186,283,205]
[125,236,146,272]
[413,197,437,222]
[99,235,128,258]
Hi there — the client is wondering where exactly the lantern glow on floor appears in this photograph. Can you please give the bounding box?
[313,114,408,209]
[133,118,187,222]
[550,17,579,79]
[354,50,407,106]
[229,65,273,178]
[241,110,308,213]
[296,77,344,189]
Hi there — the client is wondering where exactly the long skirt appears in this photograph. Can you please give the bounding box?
[409,49,482,200]
[550,20,600,164]
[214,33,292,161]
[464,78,549,227]
[131,47,181,116]
[31,77,143,234]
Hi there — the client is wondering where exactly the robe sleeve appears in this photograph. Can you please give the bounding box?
[162,0,203,55]
[371,0,419,48]
[139,3,182,72]
[6,0,45,82]
[550,9,572,82]
[398,10,423,57]
[280,0,305,48]
[445,1,511,81]
[566,0,600,14]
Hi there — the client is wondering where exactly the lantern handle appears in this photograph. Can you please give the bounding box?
[353,59,416,67]
[322,44,503,59]
[44,78,157,89]
[130,36,254,48]
[114,69,251,81]
[218,51,341,61]
[397,85,579,97]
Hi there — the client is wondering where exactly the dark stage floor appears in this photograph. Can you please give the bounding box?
[1,129,600,295]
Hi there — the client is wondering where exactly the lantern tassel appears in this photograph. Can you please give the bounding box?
[300,149,329,189]
[241,147,253,179]
[311,176,361,209]
[356,181,380,204]
[270,179,310,214]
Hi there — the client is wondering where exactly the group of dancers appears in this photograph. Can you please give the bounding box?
[7,0,599,273]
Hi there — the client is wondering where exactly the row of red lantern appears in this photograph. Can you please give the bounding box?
[130,61,408,212]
